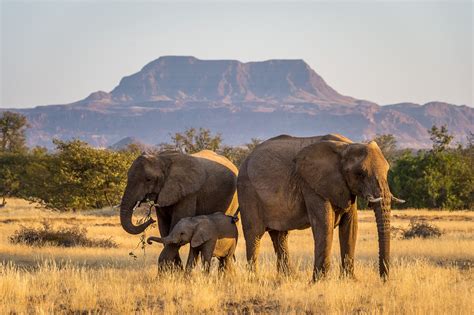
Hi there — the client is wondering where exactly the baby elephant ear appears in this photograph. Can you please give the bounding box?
[190,222,212,248]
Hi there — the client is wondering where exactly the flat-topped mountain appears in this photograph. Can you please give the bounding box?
[108,56,357,105]
[3,56,473,148]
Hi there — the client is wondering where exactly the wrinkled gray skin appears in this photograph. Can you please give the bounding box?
[120,151,236,268]
[237,134,403,280]
[147,213,238,273]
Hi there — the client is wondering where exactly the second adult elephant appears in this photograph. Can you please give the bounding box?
[120,150,238,267]
[237,134,404,280]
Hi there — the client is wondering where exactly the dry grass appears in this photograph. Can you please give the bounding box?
[1,198,473,314]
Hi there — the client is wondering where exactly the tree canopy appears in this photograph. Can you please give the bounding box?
[0,111,28,153]
[0,124,472,211]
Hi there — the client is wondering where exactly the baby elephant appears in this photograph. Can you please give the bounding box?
[147,212,238,273]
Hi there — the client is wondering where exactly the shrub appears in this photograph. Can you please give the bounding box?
[402,220,443,239]
[390,225,405,240]
[9,221,118,248]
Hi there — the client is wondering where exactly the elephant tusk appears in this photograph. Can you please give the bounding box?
[391,196,406,203]
[133,201,141,210]
[368,196,383,203]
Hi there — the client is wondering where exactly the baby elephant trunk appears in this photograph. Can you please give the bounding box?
[147,236,164,245]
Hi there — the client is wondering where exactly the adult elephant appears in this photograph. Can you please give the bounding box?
[120,150,238,267]
[237,134,404,280]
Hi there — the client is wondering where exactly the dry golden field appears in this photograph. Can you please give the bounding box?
[0,198,473,314]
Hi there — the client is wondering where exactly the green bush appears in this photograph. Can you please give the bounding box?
[1,126,472,211]
[389,141,473,210]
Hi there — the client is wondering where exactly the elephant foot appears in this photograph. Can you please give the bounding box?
[157,259,183,273]
[312,269,329,282]
[339,265,356,280]
[246,261,258,274]
[339,271,357,281]
[277,265,293,277]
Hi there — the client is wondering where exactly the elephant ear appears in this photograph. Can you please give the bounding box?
[190,220,213,248]
[294,140,352,210]
[158,153,206,207]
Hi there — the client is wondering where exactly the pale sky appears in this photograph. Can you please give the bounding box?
[1,1,472,108]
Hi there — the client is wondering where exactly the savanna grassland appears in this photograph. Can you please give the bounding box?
[1,199,473,314]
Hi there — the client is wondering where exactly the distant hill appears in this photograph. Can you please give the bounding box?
[108,137,150,151]
[3,56,473,148]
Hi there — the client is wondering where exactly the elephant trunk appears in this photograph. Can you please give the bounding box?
[147,236,164,245]
[372,185,391,279]
[120,188,155,235]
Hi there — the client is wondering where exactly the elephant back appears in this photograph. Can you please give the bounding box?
[192,150,238,175]
[191,150,239,215]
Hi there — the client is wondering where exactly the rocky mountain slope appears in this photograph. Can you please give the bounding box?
[4,56,473,148]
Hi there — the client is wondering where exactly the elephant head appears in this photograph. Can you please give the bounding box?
[295,140,404,278]
[120,152,205,235]
[147,217,211,247]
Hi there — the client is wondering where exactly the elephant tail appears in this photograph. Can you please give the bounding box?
[231,207,240,224]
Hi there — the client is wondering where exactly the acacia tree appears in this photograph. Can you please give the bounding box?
[0,111,28,153]
[429,125,454,152]
[389,125,473,210]
[159,127,261,166]
[372,134,398,162]
[14,139,137,211]
[0,112,29,200]
[220,138,262,166]
[160,127,222,153]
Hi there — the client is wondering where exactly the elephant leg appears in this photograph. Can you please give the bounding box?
[243,228,265,273]
[158,244,182,269]
[185,247,199,274]
[155,208,182,269]
[304,192,335,281]
[161,196,197,269]
[219,243,237,275]
[217,257,229,275]
[339,205,358,278]
[239,181,266,273]
[224,255,235,273]
[219,256,235,275]
[201,240,216,273]
[268,230,292,275]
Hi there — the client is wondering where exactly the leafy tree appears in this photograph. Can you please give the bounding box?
[40,139,136,210]
[162,128,222,154]
[463,132,474,158]
[389,125,473,210]
[0,111,28,153]
[220,138,262,166]
[220,146,248,167]
[372,134,398,162]
[0,153,28,198]
[5,139,136,211]
[246,138,262,152]
[429,125,453,152]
